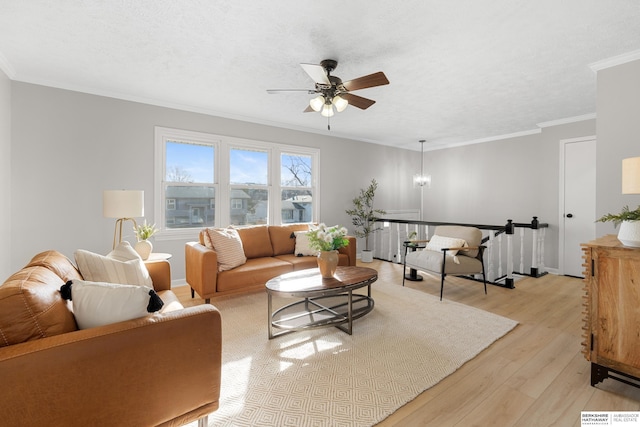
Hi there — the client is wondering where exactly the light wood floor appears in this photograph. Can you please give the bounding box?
[174,259,640,427]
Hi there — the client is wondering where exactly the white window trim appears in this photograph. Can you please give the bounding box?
[154,126,319,241]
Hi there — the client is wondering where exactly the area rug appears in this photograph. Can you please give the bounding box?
[188,280,517,427]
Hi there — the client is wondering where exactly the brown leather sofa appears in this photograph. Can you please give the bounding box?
[0,250,222,427]
[186,224,357,302]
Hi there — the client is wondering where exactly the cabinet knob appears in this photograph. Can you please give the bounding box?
[566,213,573,218]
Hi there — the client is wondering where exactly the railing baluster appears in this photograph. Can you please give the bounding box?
[519,227,525,273]
[487,232,495,281]
[498,233,503,279]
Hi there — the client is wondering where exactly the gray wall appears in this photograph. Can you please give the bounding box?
[9,82,419,281]
[0,70,10,280]
[422,120,596,270]
[596,59,640,235]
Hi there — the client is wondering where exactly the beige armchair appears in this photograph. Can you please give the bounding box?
[403,225,487,300]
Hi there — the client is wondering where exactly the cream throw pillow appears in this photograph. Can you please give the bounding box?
[294,231,318,256]
[62,279,162,329]
[426,235,468,264]
[75,241,152,287]
[206,227,247,271]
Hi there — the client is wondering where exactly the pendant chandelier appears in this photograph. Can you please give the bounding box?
[413,140,431,187]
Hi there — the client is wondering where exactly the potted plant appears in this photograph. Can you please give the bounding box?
[307,223,350,278]
[133,220,159,260]
[597,205,640,247]
[345,179,387,262]
[407,231,418,246]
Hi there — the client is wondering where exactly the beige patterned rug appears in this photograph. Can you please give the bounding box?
[188,280,517,427]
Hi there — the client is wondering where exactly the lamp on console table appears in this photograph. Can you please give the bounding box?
[622,157,640,195]
[103,190,144,249]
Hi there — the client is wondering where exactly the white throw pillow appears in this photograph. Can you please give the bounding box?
[294,231,318,256]
[206,227,247,271]
[74,241,152,287]
[61,279,163,329]
[426,235,468,264]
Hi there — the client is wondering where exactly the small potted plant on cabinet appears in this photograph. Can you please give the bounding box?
[345,179,387,262]
[597,205,640,247]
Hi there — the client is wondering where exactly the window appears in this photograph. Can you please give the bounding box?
[230,148,269,226]
[281,153,313,223]
[231,199,243,210]
[155,127,319,239]
[163,140,215,230]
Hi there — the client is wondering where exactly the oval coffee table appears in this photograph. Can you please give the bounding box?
[266,266,378,339]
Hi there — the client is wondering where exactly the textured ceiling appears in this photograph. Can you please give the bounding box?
[1,1,640,151]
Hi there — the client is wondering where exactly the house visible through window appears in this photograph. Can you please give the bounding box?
[281,153,313,223]
[155,127,319,238]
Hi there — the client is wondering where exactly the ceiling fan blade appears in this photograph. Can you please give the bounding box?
[300,63,330,85]
[303,105,314,113]
[267,89,316,94]
[341,93,376,110]
[342,71,389,92]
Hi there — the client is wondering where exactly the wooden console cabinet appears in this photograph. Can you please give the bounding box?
[581,235,640,388]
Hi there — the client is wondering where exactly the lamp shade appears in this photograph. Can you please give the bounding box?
[103,190,144,218]
[622,157,640,194]
[321,104,334,117]
[309,95,324,112]
[333,95,348,112]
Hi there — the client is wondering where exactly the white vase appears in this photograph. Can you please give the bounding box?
[618,221,640,247]
[361,250,373,263]
[134,240,153,260]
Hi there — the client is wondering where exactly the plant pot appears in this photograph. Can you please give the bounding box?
[317,250,339,278]
[618,220,640,247]
[134,239,153,260]
[361,250,373,263]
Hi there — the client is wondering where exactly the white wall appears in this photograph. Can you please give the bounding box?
[0,70,10,280]
[9,82,419,280]
[596,59,640,235]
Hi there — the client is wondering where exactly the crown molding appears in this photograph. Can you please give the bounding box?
[589,49,640,72]
[537,113,596,128]
[423,128,542,152]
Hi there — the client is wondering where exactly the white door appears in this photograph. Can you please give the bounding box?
[560,137,596,277]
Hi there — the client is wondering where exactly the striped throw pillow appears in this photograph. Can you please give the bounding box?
[206,227,247,271]
[75,241,152,287]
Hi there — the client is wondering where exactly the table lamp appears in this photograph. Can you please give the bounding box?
[619,157,640,247]
[622,157,640,194]
[103,190,144,249]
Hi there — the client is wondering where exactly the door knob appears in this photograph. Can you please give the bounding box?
[566,213,573,218]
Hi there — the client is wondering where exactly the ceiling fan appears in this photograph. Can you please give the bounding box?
[267,59,389,129]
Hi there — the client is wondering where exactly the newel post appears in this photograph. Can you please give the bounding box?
[505,219,515,289]
[530,216,540,277]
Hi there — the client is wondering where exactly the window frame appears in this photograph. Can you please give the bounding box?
[154,126,319,240]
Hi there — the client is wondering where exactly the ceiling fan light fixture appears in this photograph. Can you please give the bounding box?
[320,103,334,117]
[309,95,324,112]
[333,95,348,112]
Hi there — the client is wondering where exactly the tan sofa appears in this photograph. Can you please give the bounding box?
[0,250,222,427]
[186,224,356,302]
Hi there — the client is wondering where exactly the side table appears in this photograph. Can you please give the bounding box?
[403,242,425,282]
[144,252,172,262]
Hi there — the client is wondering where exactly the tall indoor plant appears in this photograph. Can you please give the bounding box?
[345,179,387,262]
